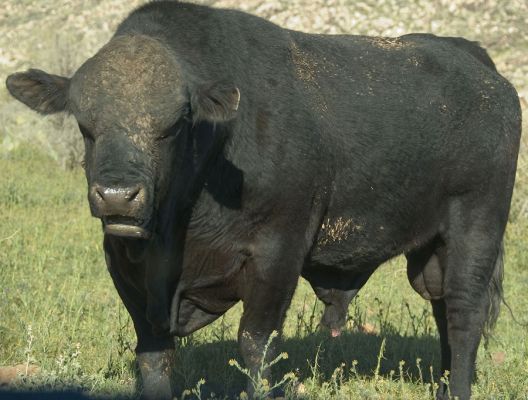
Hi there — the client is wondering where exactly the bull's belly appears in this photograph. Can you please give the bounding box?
[308,215,438,272]
[308,236,393,272]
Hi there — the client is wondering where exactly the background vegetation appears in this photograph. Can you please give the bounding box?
[1,1,527,399]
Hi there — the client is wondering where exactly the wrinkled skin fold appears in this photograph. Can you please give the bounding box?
[6,2,521,399]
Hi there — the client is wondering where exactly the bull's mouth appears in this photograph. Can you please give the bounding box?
[103,216,152,239]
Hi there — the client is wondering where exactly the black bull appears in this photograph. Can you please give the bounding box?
[6,2,521,399]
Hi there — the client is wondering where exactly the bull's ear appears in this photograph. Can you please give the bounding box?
[6,69,70,114]
[190,81,240,123]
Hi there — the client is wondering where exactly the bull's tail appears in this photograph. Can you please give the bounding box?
[483,241,504,340]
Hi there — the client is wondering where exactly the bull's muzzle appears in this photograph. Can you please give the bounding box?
[89,183,151,239]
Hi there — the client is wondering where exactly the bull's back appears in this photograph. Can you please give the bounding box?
[294,32,521,269]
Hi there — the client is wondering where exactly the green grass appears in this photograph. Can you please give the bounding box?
[1,145,527,399]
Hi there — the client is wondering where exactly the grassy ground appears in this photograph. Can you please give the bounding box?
[0,148,527,399]
[1,0,527,399]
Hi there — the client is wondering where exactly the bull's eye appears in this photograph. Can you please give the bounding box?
[78,124,95,142]
[158,120,185,141]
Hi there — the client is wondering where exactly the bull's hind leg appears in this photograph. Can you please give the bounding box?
[435,200,505,400]
[406,239,451,395]
[406,202,505,400]
[412,256,475,400]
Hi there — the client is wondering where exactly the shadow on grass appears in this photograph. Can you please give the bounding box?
[1,331,439,399]
[0,390,126,400]
[169,330,440,398]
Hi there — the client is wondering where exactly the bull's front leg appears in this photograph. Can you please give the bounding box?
[112,273,175,400]
[135,340,175,400]
[110,270,175,399]
[237,237,304,398]
[105,238,175,400]
[144,237,177,336]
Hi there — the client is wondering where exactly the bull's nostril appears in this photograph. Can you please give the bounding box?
[92,184,106,202]
[125,186,141,202]
[95,188,105,201]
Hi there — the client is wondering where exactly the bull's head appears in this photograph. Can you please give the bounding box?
[6,35,240,241]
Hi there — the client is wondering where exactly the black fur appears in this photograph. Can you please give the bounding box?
[6,2,522,399]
